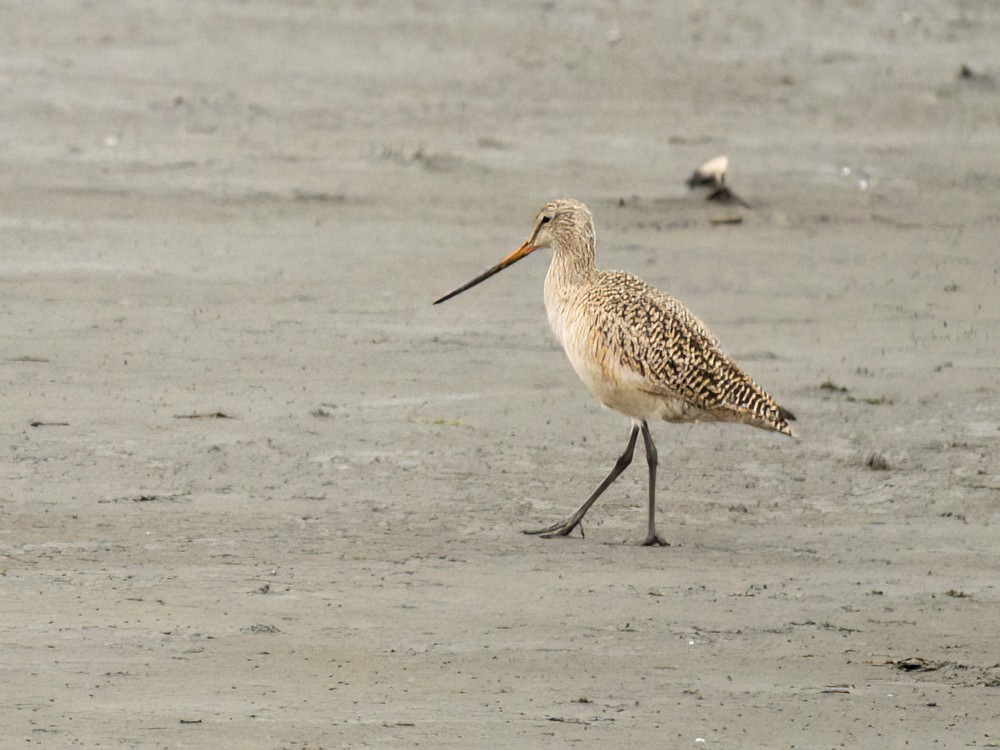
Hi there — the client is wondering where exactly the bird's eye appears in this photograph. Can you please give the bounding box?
[540,215,552,225]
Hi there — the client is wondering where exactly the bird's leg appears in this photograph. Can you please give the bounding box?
[524,425,639,538]
[640,421,669,547]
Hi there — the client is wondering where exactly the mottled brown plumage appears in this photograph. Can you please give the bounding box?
[434,198,794,545]
[565,270,793,433]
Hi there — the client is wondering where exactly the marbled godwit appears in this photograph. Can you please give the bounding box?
[434,199,794,546]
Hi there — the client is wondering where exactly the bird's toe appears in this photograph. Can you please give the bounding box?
[641,534,670,547]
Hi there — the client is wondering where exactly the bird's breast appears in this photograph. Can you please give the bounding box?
[543,279,720,424]
[545,288,673,421]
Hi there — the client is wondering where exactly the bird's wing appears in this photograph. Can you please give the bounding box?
[587,272,793,434]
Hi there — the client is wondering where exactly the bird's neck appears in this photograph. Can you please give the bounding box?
[545,240,597,296]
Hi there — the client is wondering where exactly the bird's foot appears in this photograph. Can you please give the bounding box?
[523,519,583,539]
[641,533,670,547]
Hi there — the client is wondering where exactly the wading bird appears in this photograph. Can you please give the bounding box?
[434,199,794,545]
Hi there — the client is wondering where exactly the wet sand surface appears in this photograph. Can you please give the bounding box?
[2,2,999,747]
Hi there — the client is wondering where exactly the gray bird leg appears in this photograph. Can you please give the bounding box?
[524,425,640,539]
[640,421,669,547]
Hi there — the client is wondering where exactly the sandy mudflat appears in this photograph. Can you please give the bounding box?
[1,2,999,748]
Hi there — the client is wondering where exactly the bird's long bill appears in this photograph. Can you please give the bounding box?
[433,240,538,305]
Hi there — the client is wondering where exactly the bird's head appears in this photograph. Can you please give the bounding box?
[433,199,594,305]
